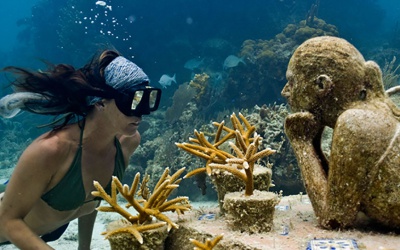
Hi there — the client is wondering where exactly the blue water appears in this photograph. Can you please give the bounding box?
[1,0,400,192]
[0,1,37,51]
[0,0,398,79]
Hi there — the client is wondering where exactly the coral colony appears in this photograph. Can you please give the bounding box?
[176,112,276,196]
[91,167,191,244]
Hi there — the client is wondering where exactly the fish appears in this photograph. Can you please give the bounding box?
[223,55,246,70]
[184,58,204,71]
[95,1,106,6]
[158,74,176,88]
[0,92,65,118]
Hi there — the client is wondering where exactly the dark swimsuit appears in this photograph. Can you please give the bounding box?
[41,119,126,211]
[0,119,126,244]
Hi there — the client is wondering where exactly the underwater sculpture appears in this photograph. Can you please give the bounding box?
[92,167,191,249]
[176,113,279,233]
[281,36,400,229]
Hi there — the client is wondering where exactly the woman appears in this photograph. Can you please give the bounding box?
[0,50,161,249]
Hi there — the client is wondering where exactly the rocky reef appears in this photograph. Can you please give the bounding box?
[0,118,33,173]
[222,18,339,108]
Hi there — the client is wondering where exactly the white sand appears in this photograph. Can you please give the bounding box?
[1,198,399,249]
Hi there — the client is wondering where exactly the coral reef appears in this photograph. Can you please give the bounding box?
[222,17,339,108]
[244,104,304,194]
[382,56,400,90]
[0,118,33,171]
[131,103,303,200]
[165,82,197,123]
[189,73,211,104]
[91,167,191,246]
[381,56,400,106]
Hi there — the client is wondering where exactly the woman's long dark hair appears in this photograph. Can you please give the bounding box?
[2,50,121,129]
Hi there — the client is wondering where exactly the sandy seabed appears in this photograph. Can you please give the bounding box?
[1,195,399,250]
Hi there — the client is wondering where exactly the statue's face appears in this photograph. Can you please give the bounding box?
[281,60,321,113]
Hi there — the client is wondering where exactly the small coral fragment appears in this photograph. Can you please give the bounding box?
[190,234,224,250]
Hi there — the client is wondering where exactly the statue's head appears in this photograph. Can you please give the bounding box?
[281,36,385,124]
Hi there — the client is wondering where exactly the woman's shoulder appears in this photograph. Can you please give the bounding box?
[23,130,75,164]
[118,131,141,155]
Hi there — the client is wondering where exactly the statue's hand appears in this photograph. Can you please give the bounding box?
[284,112,321,142]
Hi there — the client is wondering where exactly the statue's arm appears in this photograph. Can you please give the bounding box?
[284,112,328,217]
[322,109,391,228]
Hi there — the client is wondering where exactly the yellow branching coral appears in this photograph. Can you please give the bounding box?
[176,112,276,196]
[190,234,224,250]
[210,132,275,196]
[92,167,191,244]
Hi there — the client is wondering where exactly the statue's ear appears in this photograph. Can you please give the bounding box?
[315,74,334,96]
[364,61,382,80]
[364,61,383,89]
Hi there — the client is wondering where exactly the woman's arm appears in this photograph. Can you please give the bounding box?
[0,136,65,249]
[78,204,99,250]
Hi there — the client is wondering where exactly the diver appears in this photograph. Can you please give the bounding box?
[0,50,161,249]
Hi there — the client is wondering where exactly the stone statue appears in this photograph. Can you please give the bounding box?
[281,36,400,229]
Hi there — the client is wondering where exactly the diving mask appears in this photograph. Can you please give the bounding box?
[114,86,162,117]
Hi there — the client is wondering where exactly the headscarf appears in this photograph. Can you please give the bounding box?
[0,56,149,118]
[87,56,149,105]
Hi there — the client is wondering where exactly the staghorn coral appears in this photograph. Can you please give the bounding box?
[91,167,191,244]
[176,113,279,233]
[190,234,224,250]
[176,112,275,196]
[208,132,275,196]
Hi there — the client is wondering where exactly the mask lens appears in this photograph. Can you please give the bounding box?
[131,90,144,110]
[149,90,159,109]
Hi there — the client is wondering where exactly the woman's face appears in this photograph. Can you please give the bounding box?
[105,100,142,136]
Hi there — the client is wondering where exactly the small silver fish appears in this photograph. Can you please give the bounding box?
[223,55,246,70]
[184,58,204,71]
[158,74,177,88]
[95,1,106,6]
